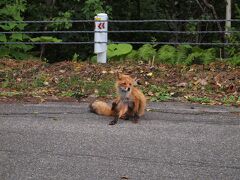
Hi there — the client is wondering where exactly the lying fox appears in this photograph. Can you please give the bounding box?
[89,74,146,125]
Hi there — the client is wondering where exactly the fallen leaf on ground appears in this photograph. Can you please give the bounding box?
[177,82,188,87]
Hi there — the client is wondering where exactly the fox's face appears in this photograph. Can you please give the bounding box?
[116,74,135,97]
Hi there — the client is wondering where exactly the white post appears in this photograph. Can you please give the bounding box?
[225,0,231,35]
[94,13,108,63]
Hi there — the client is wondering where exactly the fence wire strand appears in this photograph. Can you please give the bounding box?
[0,19,240,24]
[1,30,240,34]
[0,41,239,46]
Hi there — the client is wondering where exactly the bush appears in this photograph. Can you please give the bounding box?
[157,45,176,64]
[176,45,192,64]
[0,0,33,59]
[227,55,240,66]
[156,45,216,65]
[184,47,216,65]
[138,44,156,62]
[125,50,138,60]
[107,43,132,60]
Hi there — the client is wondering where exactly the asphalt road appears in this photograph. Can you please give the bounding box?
[0,102,239,180]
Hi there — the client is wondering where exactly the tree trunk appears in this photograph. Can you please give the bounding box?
[225,0,232,58]
[136,0,141,19]
[40,0,56,59]
[203,0,225,57]
[202,0,223,31]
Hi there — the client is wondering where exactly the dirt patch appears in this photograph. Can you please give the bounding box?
[0,58,239,106]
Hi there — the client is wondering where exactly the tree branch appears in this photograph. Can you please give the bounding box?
[202,0,223,31]
[195,0,205,12]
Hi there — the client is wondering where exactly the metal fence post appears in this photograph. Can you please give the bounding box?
[94,13,108,63]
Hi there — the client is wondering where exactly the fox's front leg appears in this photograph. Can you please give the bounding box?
[109,104,128,125]
[111,98,120,111]
[133,113,140,123]
[109,100,119,125]
[132,99,140,123]
[109,115,119,125]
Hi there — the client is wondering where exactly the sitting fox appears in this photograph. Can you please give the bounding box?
[89,74,146,125]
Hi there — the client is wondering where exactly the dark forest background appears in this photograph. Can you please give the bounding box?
[0,0,240,62]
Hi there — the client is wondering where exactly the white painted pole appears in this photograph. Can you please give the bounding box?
[225,0,231,35]
[94,13,108,63]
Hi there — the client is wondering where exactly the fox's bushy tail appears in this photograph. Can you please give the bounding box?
[89,100,114,116]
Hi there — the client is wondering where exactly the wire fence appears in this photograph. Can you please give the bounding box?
[0,19,240,45]
[1,30,240,34]
[1,42,238,45]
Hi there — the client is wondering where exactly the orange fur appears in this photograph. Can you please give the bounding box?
[89,100,114,116]
[89,74,146,122]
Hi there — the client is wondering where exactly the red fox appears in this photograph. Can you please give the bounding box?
[89,74,146,125]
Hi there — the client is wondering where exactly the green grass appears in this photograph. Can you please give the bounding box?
[0,91,23,97]
[187,96,211,103]
[60,91,85,99]
[58,78,115,98]
[221,95,239,105]
[146,85,172,102]
[31,73,49,88]
[1,71,14,88]
[14,81,29,91]
[97,80,115,97]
